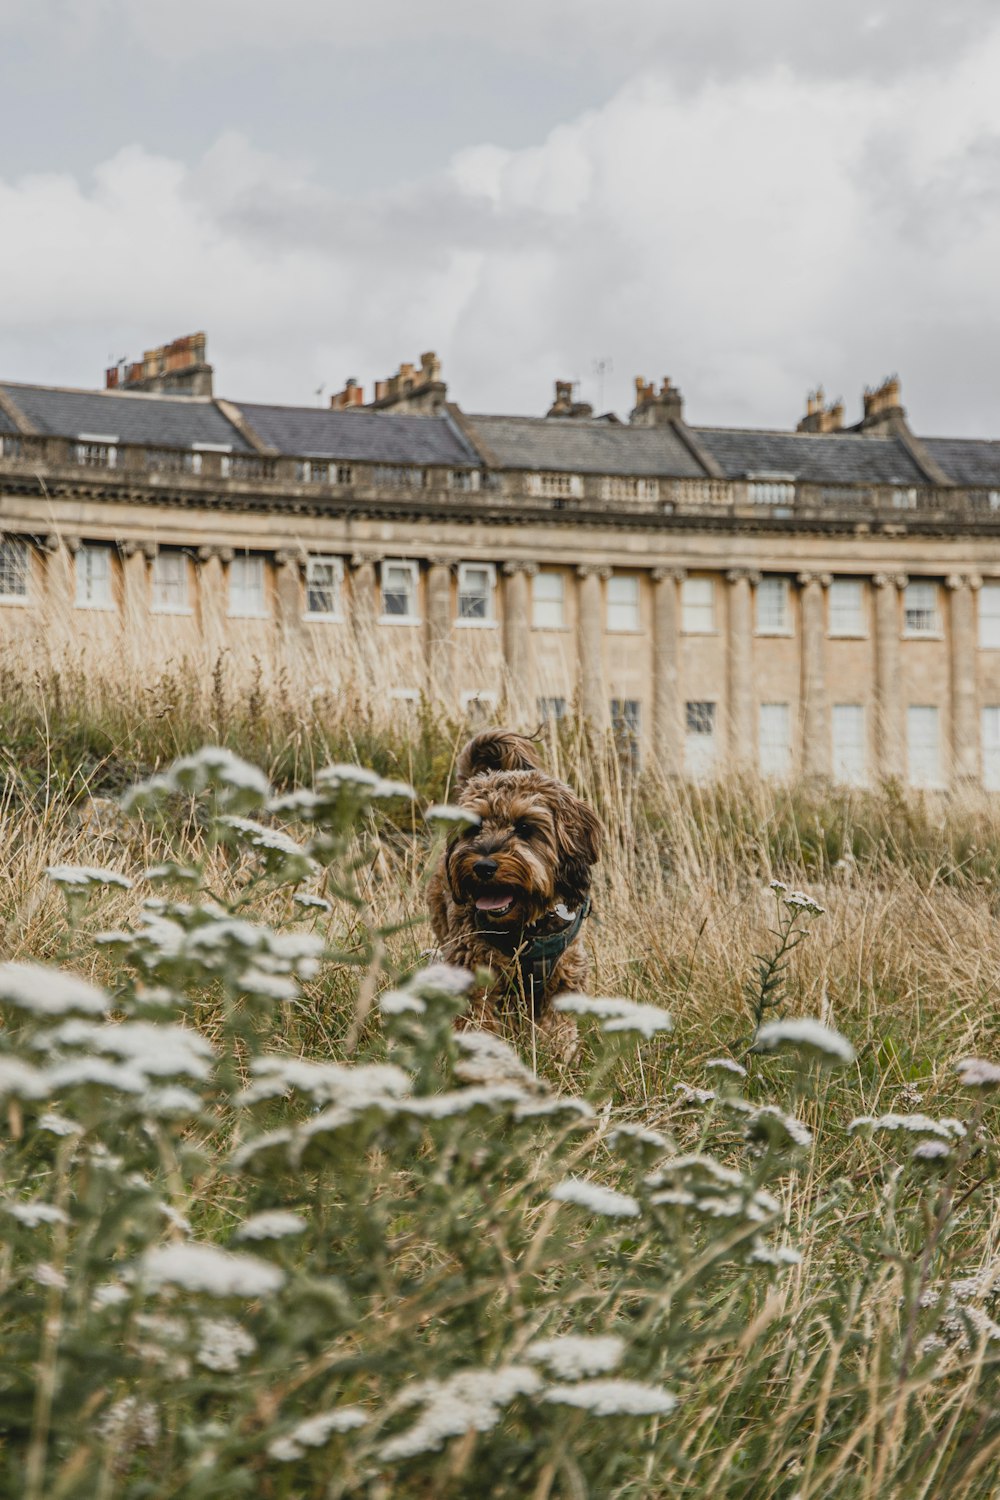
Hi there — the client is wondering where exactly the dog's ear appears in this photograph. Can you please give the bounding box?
[554,790,602,908]
[455,728,542,793]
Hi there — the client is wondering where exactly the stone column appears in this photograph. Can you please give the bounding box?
[798,572,832,778]
[947,572,981,783]
[43,534,77,631]
[501,562,536,721]
[576,564,610,729]
[726,568,759,772]
[274,549,305,645]
[425,561,453,703]
[349,551,381,687]
[120,541,155,654]
[196,545,234,661]
[873,573,907,780]
[651,566,685,775]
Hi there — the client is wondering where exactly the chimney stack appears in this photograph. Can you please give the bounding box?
[546,380,593,419]
[105,332,213,397]
[861,375,904,432]
[331,378,365,409]
[797,386,844,434]
[364,351,447,414]
[630,376,683,426]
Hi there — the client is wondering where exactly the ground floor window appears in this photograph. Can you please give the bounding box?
[832,704,866,784]
[907,705,941,788]
[685,700,717,777]
[758,703,791,777]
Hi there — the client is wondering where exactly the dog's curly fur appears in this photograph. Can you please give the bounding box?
[428,729,601,1036]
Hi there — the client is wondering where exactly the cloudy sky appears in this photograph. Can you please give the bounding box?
[2,0,1000,434]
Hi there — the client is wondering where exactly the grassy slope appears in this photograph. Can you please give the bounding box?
[5,660,1000,1496]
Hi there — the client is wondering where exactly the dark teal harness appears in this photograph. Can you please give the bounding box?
[476,898,591,1010]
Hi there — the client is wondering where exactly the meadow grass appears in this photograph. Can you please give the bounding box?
[2,652,1000,1497]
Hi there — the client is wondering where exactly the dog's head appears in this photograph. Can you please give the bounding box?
[445,730,601,928]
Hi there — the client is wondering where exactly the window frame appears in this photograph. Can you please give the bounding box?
[828,579,866,638]
[684,699,717,778]
[304,554,344,621]
[456,562,497,627]
[228,553,269,620]
[532,571,566,630]
[150,550,191,615]
[831,704,866,785]
[75,544,115,611]
[681,577,715,635]
[903,580,940,638]
[983,706,1000,790]
[758,702,792,778]
[755,577,792,636]
[0,535,30,604]
[907,704,942,788]
[606,574,640,633]
[980,583,1000,650]
[379,559,421,625]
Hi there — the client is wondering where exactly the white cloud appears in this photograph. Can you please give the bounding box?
[2,32,1000,434]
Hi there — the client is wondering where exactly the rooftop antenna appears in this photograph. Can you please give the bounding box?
[592,356,613,412]
[315,383,325,406]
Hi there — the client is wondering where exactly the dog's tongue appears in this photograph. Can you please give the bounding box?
[475,893,511,911]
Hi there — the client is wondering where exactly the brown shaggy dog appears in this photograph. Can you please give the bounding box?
[428,729,601,1038]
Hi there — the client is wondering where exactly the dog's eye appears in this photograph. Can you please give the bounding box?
[514,819,535,839]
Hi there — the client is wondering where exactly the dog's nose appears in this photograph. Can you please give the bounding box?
[473,858,498,881]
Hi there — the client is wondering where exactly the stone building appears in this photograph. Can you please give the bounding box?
[2,334,1000,789]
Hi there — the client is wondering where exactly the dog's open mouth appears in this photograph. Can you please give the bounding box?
[472,886,520,919]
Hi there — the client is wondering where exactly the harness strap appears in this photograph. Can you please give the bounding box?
[478,898,591,1007]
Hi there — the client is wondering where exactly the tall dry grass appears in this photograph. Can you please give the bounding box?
[4,648,1000,1495]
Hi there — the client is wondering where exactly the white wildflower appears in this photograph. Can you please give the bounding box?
[553,993,673,1039]
[848,1113,966,1142]
[123,746,270,812]
[93,1282,131,1309]
[0,962,111,1018]
[453,1030,544,1091]
[747,1242,803,1267]
[673,1083,716,1105]
[401,1085,529,1120]
[229,1128,295,1175]
[46,1057,147,1094]
[408,964,475,999]
[146,1085,203,1117]
[705,1057,747,1078]
[955,1058,1000,1089]
[196,1317,257,1372]
[912,1139,952,1162]
[540,1379,677,1417]
[218,816,308,857]
[144,863,201,884]
[550,1177,641,1219]
[235,1210,307,1242]
[380,988,426,1015]
[237,968,300,1002]
[158,1203,192,1235]
[607,1123,672,1157]
[4,1201,69,1228]
[34,1262,68,1289]
[238,1058,410,1109]
[0,1057,50,1101]
[268,1406,368,1461]
[784,890,825,915]
[49,1019,215,1079]
[514,1096,596,1124]
[718,1097,813,1149]
[768,879,787,893]
[424,804,481,828]
[36,1112,81,1136]
[46,864,133,890]
[379,1366,541,1461]
[751,1017,855,1066]
[97,1397,160,1449]
[294,893,332,913]
[525,1335,625,1380]
[136,1243,285,1298]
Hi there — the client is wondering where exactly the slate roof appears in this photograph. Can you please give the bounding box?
[462,415,706,478]
[238,404,479,466]
[693,429,928,486]
[923,439,1000,488]
[0,384,253,451]
[0,406,17,434]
